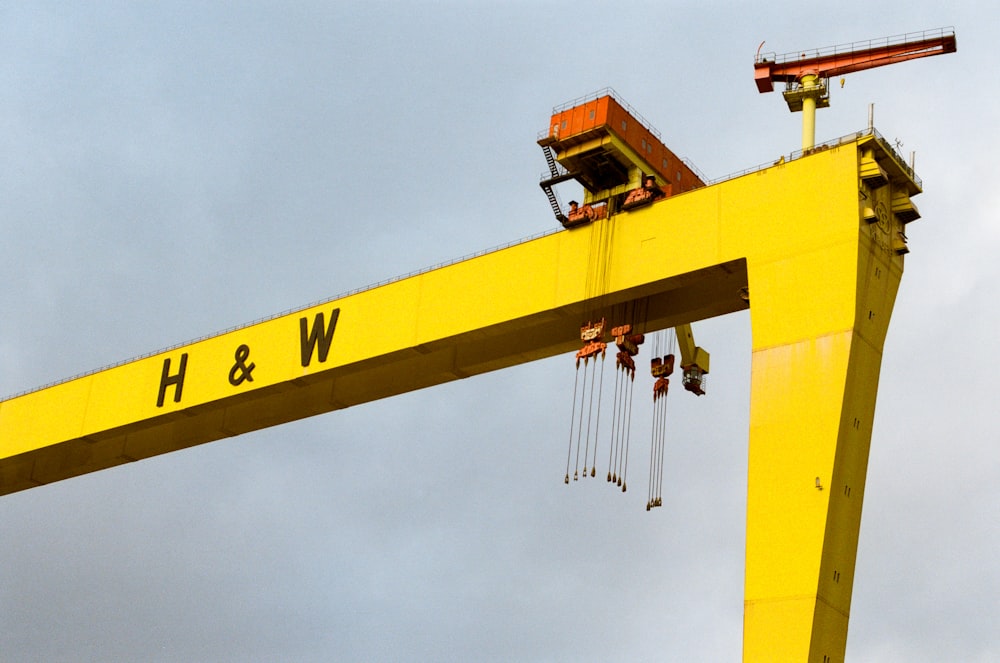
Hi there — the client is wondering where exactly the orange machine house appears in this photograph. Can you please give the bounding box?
[538,89,704,227]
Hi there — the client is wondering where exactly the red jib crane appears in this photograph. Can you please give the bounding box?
[755,27,957,150]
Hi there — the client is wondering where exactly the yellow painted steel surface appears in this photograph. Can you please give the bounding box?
[800,74,820,150]
[0,132,919,660]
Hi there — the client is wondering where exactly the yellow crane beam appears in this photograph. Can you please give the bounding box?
[0,131,919,660]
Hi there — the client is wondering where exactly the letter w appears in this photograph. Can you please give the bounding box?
[300,308,340,367]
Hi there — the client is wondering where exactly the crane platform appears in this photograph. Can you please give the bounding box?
[537,89,704,225]
[539,89,704,197]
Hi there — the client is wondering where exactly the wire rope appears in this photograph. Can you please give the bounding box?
[589,353,605,477]
[573,359,590,481]
[582,353,600,478]
[565,361,581,484]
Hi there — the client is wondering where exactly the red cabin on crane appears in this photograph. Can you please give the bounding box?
[538,89,705,227]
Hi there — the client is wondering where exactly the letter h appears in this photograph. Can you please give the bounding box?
[157,353,188,407]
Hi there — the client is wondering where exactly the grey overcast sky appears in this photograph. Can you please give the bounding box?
[1,2,996,661]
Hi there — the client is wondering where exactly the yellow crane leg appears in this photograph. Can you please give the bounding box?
[742,201,902,661]
[0,131,920,660]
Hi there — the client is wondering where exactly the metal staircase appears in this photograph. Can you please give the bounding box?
[539,144,576,226]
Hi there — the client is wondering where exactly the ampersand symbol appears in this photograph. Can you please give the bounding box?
[228,344,256,386]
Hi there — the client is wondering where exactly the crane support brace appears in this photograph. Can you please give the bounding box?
[1,132,918,661]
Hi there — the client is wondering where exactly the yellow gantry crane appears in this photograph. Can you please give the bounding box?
[0,28,956,662]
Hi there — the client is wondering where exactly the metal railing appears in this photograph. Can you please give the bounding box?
[705,126,920,190]
[756,26,955,65]
[3,227,564,401]
[548,87,665,143]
